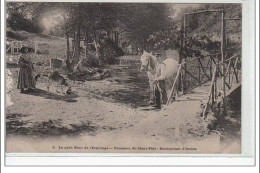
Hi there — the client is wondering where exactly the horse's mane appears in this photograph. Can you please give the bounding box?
[147,54,157,70]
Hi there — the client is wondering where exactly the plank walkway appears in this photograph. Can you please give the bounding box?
[175,76,241,103]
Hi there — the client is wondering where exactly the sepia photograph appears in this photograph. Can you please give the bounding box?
[5,1,242,154]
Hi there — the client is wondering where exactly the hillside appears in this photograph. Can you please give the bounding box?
[6,28,65,42]
[6,29,66,64]
[169,4,241,45]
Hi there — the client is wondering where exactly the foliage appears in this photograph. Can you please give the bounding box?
[6,2,241,67]
[6,2,45,33]
[146,4,241,60]
[116,3,170,49]
[147,25,182,51]
[6,30,26,40]
[7,11,43,33]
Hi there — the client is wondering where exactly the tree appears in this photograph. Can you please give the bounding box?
[7,2,45,33]
[115,3,169,50]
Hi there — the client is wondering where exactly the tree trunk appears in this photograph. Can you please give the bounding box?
[73,23,81,63]
[107,30,111,39]
[65,31,73,72]
[113,31,116,43]
[143,38,147,51]
[115,31,119,47]
[85,30,88,58]
[178,17,184,91]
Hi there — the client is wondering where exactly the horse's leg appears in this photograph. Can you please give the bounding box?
[154,83,161,109]
[159,80,168,104]
[149,80,154,105]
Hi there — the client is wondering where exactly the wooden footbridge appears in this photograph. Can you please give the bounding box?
[115,9,241,118]
[166,51,241,118]
[166,9,242,118]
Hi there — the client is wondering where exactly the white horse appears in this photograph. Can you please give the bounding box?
[140,50,179,106]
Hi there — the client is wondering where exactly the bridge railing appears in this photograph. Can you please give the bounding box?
[177,49,241,94]
[179,53,221,94]
[202,54,241,118]
[166,52,241,116]
[166,53,221,105]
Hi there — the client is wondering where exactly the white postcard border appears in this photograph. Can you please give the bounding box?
[1,0,257,166]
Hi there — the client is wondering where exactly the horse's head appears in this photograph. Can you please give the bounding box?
[140,50,155,71]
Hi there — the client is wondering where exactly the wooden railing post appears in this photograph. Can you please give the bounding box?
[217,55,220,76]
[214,76,217,102]
[166,65,182,105]
[231,56,240,84]
[202,66,217,118]
[210,56,213,78]
[211,74,217,109]
[181,68,184,93]
[198,59,201,85]
[221,11,226,116]
[229,60,232,85]
[183,15,187,91]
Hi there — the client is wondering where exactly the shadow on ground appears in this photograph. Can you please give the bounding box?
[6,112,118,137]
[6,113,98,137]
[22,88,78,102]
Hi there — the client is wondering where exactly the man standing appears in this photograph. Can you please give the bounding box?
[154,53,168,109]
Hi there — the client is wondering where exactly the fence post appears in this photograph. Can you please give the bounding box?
[198,59,201,85]
[85,30,88,58]
[35,41,38,54]
[181,68,184,93]
[229,60,231,85]
[166,65,181,105]
[183,15,187,91]
[210,56,212,78]
[211,82,214,108]
[221,11,226,116]
[202,66,217,118]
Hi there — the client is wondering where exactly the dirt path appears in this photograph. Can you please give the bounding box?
[5,56,240,153]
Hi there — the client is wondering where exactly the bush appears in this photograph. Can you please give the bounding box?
[84,57,99,67]
[98,38,125,64]
[7,12,43,33]
[6,30,26,40]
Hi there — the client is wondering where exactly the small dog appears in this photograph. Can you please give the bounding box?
[36,71,70,94]
[47,71,70,94]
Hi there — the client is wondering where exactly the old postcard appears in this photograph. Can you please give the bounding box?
[5,1,244,154]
